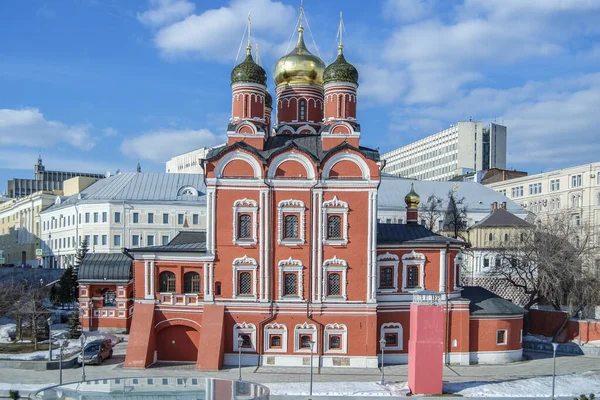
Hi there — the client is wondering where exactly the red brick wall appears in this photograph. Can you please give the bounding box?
[528,309,600,343]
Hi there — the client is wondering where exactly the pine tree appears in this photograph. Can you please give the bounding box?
[67,311,82,339]
[57,267,75,306]
[73,237,89,286]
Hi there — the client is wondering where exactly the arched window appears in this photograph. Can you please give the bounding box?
[103,289,116,307]
[238,214,251,239]
[329,335,341,349]
[215,281,222,296]
[238,272,252,295]
[328,273,341,296]
[299,100,306,121]
[184,272,201,293]
[159,271,176,292]
[301,335,311,348]
[504,233,509,242]
[240,334,251,348]
[270,335,281,347]
[327,215,342,239]
[488,233,493,241]
[284,215,299,239]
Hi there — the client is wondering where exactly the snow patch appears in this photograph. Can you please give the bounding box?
[265,381,410,397]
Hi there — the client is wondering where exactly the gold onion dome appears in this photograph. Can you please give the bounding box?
[274,26,326,87]
[405,182,421,209]
[323,45,358,85]
[231,47,267,86]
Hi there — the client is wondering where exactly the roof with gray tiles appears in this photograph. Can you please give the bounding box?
[78,253,132,282]
[469,207,533,229]
[378,174,527,215]
[127,231,207,253]
[461,286,525,316]
[42,173,206,212]
[377,223,464,246]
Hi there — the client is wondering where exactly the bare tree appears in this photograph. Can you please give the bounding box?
[490,211,600,337]
[420,194,444,232]
[443,191,468,240]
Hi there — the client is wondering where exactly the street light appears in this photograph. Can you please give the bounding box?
[379,338,386,386]
[80,333,87,382]
[237,336,244,381]
[551,342,559,399]
[578,310,583,346]
[58,338,68,384]
[47,317,53,361]
[309,340,316,398]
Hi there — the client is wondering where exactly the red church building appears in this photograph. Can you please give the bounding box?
[121,20,524,370]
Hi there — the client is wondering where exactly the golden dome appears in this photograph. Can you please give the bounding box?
[405,182,421,209]
[274,26,326,87]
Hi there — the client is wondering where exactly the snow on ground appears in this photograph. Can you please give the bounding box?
[523,334,552,343]
[265,381,410,397]
[444,372,600,397]
[0,338,81,361]
[0,323,16,344]
[0,382,55,392]
[84,331,122,346]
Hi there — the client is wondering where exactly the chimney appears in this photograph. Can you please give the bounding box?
[501,201,507,210]
[490,202,498,212]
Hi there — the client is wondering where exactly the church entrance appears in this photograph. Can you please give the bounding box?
[156,325,199,362]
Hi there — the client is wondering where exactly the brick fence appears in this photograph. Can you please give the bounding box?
[528,309,600,343]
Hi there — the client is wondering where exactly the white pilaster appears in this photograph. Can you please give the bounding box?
[440,249,447,293]
[259,191,265,301]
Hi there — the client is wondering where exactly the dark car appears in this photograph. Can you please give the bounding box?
[78,339,113,365]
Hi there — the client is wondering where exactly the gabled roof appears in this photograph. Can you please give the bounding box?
[78,253,132,282]
[42,173,206,212]
[127,231,208,253]
[469,207,533,229]
[204,134,379,165]
[377,223,464,246]
[461,286,524,316]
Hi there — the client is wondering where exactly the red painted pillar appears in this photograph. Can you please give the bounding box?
[408,292,444,395]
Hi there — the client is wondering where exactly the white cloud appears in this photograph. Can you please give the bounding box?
[137,0,195,27]
[357,64,408,104]
[0,108,95,151]
[120,129,226,163]
[146,0,296,60]
[383,0,433,22]
[103,127,119,136]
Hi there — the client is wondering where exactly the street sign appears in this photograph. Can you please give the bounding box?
[35,248,43,256]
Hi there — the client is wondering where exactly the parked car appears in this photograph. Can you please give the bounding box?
[78,339,113,365]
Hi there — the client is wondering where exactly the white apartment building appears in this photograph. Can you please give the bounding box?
[40,173,207,269]
[377,175,528,230]
[382,122,507,181]
[486,162,600,229]
[165,145,225,174]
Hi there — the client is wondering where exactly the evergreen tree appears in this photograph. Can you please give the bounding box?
[57,267,75,306]
[73,237,89,285]
[67,311,82,339]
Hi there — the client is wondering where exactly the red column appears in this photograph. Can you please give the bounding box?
[408,294,444,395]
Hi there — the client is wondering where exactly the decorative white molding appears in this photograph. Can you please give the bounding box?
[322,256,348,301]
[324,323,347,354]
[232,256,258,300]
[232,198,258,246]
[215,150,262,179]
[294,322,317,353]
[177,186,199,197]
[401,251,426,291]
[277,199,306,246]
[234,322,257,353]
[264,323,288,353]
[454,250,464,290]
[267,152,316,180]
[277,257,304,300]
[380,322,403,351]
[322,196,349,246]
[377,252,400,261]
[376,254,400,293]
[322,152,370,180]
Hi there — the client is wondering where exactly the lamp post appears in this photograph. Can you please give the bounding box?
[237,336,243,381]
[58,339,67,384]
[551,342,559,399]
[47,317,53,361]
[80,333,86,382]
[379,338,386,386]
[309,340,316,398]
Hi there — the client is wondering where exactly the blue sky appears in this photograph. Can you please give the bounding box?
[1,0,599,192]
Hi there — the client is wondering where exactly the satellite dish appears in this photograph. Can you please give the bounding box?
[105,171,111,178]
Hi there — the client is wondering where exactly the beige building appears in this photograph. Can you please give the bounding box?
[0,191,58,266]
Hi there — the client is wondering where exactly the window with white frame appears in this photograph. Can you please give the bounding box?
[233,198,258,246]
[323,256,348,300]
[294,322,317,353]
[232,255,258,299]
[454,251,463,288]
[496,329,507,345]
[571,174,582,188]
[324,323,347,354]
[401,251,426,291]
[277,257,303,300]
[380,322,403,350]
[278,199,305,245]
[233,322,256,352]
[264,323,287,353]
[377,253,400,292]
[550,179,560,191]
[322,196,349,245]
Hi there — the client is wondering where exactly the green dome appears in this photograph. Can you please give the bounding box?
[323,46,358,85]
[231,51,267,86]
[265,91,273,108]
